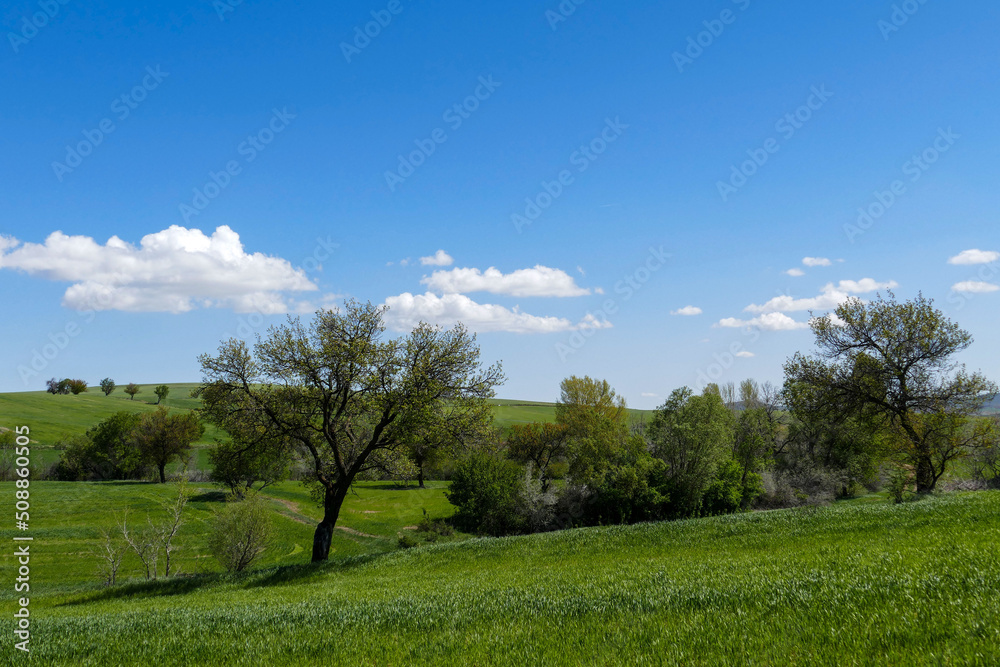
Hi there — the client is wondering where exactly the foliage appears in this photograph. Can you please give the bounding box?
[208,436,291,498]
[100,378,116,396]
[506,422,570,490]
[197,300,503,561]
[67,378,88,395]
[586,454,672,525]
[785,293,997,492]
[555,375,628,424]
[52,412,148,481]
[647,387,735,517]
[154,385,170,404]
[124,383,141,400]
[46,377,72,394]
[132,407,204,483]
[446,452,525,536]
[208,493,273,572]
[702,458,763,515]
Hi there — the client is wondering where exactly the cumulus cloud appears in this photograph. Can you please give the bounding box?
[785,268,805,277]
[952,281,999,294]
[421,265,589,298]
[419,250,454,267]
[744,278,897,314]
[948,249,999,265]
[735,351,755,358]
[802,257,832,267]
[383,292,611,334]
[641,392,659,398]
[716,312,810,332]
[670,305,703,316]
[0,225,317,313]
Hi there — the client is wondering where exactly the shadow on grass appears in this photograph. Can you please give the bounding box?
[58,551,401,606]
[189,490,227,503]
[57,572,223,607]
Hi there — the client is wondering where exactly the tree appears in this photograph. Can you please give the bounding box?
[209,436,291,498]
[784,293,997,493]
[154,385,170,404]
[132,407,204,483]
[68,379,88,394]
[124,383,141,401]
[447,452,525,536]
[100,378,117,396]
[46,378,71,394]
[197,300,504,562]
[402,400,495,488]
[647,387,735,517]
[507,422,570,491]
[556,375,627,425]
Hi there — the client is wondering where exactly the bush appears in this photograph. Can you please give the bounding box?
[67,379,88,395]
[887,467,915,504]
[588,456,671,525]
[46,378,71,395]
[397,534,419,549]
[52,412,148,481]
[446,452,525,536]
[702,459,763,516]
[208,493,272,572]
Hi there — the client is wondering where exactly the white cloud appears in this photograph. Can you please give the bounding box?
[802,257,832,267]
[952,281,999,294]
[0,226,317,313]
[641,392,659,398]
[421,265,589,298]
[745,278,897,314]
[419,250,454,267]
[785,268,805,277]
[717,312,810,332]
[735,351,755,358]
[670,305,703,316]
[948,249,1000,266]
[382,292,611,334]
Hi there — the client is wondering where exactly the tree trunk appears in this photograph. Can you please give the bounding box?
[418,468,425,489]
[914,455,936,494]
[158,463,166,484]
[311,484,348,562]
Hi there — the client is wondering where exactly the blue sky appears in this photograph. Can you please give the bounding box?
[1,0,998,407]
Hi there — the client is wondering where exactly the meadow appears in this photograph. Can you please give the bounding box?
[2,480,999,665]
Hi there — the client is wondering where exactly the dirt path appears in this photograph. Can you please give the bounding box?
[337,526,379,539]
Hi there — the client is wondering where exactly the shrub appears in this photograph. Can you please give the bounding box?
[208,493,272,572]
[588,456,671,525]
[46,378,72,394]
[887,467,915,504]
[446,452,525,536]
[397,534,419,549]
[702,459,763,516]
[67,379,88,395]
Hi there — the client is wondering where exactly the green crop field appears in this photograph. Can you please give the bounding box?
[3,480,999,665]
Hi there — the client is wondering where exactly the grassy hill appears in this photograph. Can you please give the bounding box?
[0,385,654,471]
[5,483,1000,665]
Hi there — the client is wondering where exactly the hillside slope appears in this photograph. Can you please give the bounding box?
[18,491,1000,665]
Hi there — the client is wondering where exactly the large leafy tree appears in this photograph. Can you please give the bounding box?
[133,408,204,483]
[197,300,504,562]
[784,293,997,493]
[647,387,735,517]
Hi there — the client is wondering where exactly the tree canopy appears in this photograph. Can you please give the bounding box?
[197,300,504,561]
[784,293,997,492]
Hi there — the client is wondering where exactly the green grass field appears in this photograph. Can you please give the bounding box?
[3,481,999,665]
